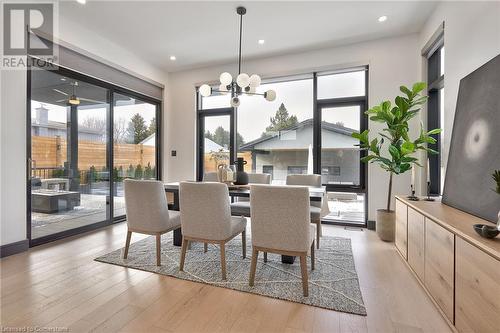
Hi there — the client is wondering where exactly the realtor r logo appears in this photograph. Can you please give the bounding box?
[3,2,53,55]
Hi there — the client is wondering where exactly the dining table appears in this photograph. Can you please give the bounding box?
[164,181,326,264]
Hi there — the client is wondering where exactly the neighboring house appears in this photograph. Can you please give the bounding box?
[239,119,360,185]
[140,133,156,146]
[204,137,226,153]
[31,105,104,142]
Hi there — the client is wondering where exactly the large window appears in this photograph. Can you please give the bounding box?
[426,39,444,195]
[196,68,368,225]
[28,65,161,245]
[237,78,313,184]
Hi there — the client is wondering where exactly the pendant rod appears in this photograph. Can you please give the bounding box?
[238,11,243,75]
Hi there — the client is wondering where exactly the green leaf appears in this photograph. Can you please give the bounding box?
[401,141,415,155]
[412,82,426,94]
[369,139,379,154]
[427,128,442,135]
[400,86,412,97]
[361,155,377,163]
[388,145,400,160]
[401,156,418,163]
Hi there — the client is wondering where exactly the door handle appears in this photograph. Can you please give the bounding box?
[28,158,33,179]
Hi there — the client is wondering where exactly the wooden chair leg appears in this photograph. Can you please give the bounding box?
[204,243,208,253]
[263,252,268,263]
[156,234,162,266]
[316,221,321,249]
[220,242,227,280]
[123,230,132,259]
[311,241,315,271]
[242,229,246,259]
[249,248,258,287]
[179,238,189,271]
[300,254,309,297]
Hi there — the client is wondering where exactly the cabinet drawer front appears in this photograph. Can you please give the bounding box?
[395,199,408,259]
[425,219,454,323]
[407,208,425,281]
[456,238,500,333]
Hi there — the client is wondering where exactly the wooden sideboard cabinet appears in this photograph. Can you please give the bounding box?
[455,237,500,333]
[395,196,500,332]
[407,207,425,282]
[425,218,454,323]
[395,199,408,259]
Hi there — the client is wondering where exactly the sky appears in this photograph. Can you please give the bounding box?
[202,70,364,142]
[31,100,156,128]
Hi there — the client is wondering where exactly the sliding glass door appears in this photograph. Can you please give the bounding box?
[29,69,111,241]
[28,64,161,245]
[113,93,159,218]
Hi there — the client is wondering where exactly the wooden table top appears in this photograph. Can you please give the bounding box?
[396,196,500,261]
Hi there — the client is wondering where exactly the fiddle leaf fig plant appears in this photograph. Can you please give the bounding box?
[352,82,441,211]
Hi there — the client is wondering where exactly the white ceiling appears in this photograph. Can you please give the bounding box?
[60,1,438,73]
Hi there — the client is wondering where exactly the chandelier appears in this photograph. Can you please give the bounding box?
[198,6,276,107]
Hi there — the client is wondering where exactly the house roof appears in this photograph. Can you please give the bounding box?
[239,118,357,150]
[31,120,102,135]
[205,137,227,152]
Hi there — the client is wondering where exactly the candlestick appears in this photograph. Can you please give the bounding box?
[408,184,419,201]
[424,181,435,201]
[427,158,431,183]
[411,167,415,188]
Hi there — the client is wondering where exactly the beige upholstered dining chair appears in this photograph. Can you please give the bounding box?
[178,181,247,280]
[286,174,326,248]
[249,185,315,296]
[230,173,272,217]
[123,179,181,266]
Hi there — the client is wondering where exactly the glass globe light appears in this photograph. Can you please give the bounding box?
[264,89,276,101]
[199,84,212,97]
[249,74,261,87]
[230,96,240,107]
[219,84,228,93]
[220,72,232,85]
[248,87,256,94]
[236,73,250,88]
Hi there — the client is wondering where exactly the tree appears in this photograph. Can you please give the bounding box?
[114,118,129,143]
[127,113,149,144]
[353,82,440,211]
[205,127,245,148]
[81,116,130,143]
[148,117,156,136]
[264,103,298,134]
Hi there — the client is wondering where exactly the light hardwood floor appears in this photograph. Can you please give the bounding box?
[0,222,452,333]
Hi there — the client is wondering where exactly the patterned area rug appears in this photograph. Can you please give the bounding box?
[95,234,366,316]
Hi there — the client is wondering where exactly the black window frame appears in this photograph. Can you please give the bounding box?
[196,90,236,181]
[195,67,369,226]
[27,57,163,246]
[426,44,444,195]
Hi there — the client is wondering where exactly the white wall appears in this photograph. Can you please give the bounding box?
[0,18,168,246]
[418,1,500,190]
[166,34,421,221]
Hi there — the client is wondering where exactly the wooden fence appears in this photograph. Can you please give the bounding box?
[31,136,156,171]
[203,151,253,173]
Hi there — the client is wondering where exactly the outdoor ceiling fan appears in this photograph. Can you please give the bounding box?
[53,81,104,105]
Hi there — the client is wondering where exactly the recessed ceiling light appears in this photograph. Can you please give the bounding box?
[76,0,86,4]
[258,39,265,45]
[378,15,388,22]
[170,55,176,61]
